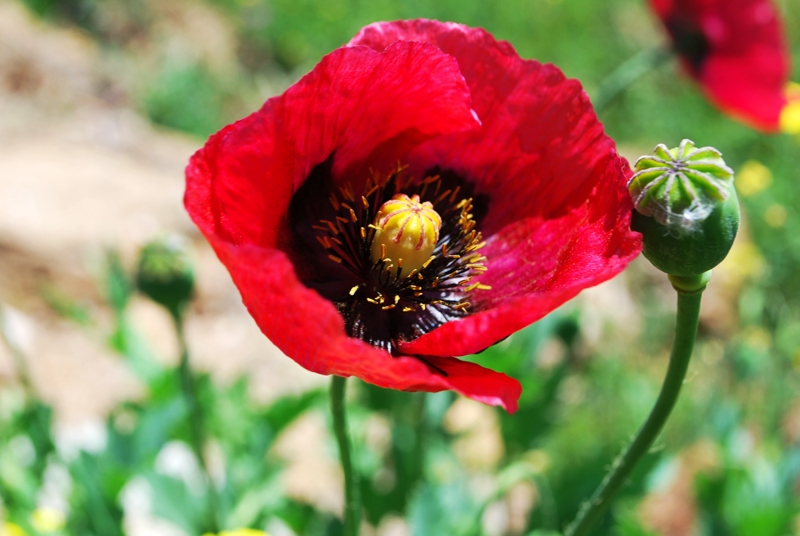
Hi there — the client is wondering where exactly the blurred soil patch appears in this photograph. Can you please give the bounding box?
[0,0,323,429]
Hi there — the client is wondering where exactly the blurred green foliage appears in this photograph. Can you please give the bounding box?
[4,0,800,535]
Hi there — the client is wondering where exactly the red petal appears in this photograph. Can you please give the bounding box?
[188,20,639,413]
[203,237,521,412]
[650,0,789,130]
[185,39,479,249]
[185,36,522,410]
[402,155,640,358]
[352,21,641,356]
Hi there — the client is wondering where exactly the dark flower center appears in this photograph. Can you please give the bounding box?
[287,159,490,354]
[665,16,711,73]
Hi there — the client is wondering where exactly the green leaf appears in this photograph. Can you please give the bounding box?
[146,472,206,535]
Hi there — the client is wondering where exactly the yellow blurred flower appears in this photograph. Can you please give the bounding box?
[0,522,26,536]
[736,160,772,197]
[30,508,65,533]
[781,82,800,135]
[719,240,766,286]
[743,326,771,352]
[764,203,789,228]
[523,449,551,474]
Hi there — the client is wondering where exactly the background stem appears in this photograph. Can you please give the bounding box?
[564,286,704,536]
[592,47,672,112]
[331,375,361,536]
[172,312,220,533]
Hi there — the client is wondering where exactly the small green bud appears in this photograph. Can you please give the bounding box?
[629,139,739,277]
[136,234,195,316]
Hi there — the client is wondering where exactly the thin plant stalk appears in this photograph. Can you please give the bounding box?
[592,47,672,112]
[331,375,361,536]
[565,281,704,536]
[172,311,220,533]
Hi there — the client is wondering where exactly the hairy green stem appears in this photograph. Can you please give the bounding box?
[592,47,672,112]
[173,313,219,533]
[565,280,705,536]
[331,375,361,536]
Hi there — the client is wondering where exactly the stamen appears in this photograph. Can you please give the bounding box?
[310,165,489,351]
[449,185,461,204]
[321,220,338,235]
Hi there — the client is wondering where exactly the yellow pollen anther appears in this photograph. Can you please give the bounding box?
[370,194,442,277]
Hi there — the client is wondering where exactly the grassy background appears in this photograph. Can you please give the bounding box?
[3,0,800,535]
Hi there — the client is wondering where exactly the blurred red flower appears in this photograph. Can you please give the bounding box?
[185,20,640,413]
[649,0,790,131]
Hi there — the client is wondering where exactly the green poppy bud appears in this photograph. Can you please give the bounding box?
[629,139,739,278]
[136,234,196,316]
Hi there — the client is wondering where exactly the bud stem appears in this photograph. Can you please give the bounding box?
[172,313,220,533]
[668,271,712,294]
[331,376,361,536]
[565,283,704,536]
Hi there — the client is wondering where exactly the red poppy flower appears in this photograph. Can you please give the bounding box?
[649,0,790,131]
[185,19,641,413]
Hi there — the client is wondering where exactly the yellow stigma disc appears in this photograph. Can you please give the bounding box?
[370,194,442,277]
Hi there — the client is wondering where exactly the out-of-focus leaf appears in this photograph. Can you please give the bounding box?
[108,320,164,381]
[40,284,92,325]
[146,472,207,535]
[0,444,38,507]
[105,250,131,314]
[67,452,125,536]
[408,480,478,536]
[225,474,284,529]
[107,397,187,468]
[357,387,427,524]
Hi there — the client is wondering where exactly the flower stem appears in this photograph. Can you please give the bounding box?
[331,375,361,536]
[592,47,672,112]
[564,274,707,536]
[172,312,220,533]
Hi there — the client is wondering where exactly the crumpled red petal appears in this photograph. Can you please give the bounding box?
[188,19,642,413]
[186,31,522,412]
[350,20,641,357]
[649,0,789,131]
[186,39,479,249]
[203,237,522,412]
